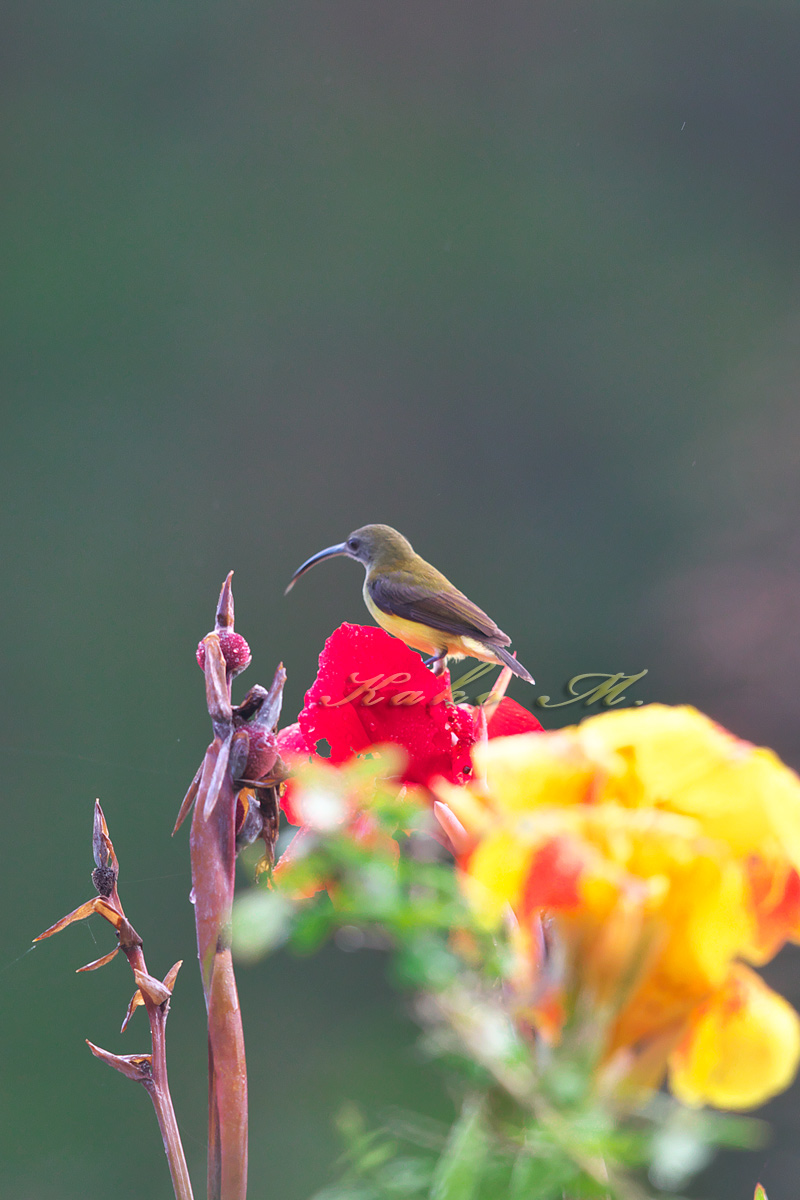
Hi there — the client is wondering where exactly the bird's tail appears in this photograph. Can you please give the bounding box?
[490,644,535,685]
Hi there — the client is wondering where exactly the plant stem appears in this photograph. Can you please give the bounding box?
[124,939,195,1200]
[191,733,249,1200]
[148,1009,195,1200]
[206,947,248,1200]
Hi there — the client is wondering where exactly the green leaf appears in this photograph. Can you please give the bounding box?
[754,1186,768,1200]
[377,1155,433,1195]
[429,1094,489,1200]
[509,1144,579,1200]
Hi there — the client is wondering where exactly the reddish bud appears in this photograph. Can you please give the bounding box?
[239,727,278,785]
[232,665,287,784]
[196,630,252,677]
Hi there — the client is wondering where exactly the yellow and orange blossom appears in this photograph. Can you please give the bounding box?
[439,704,800,1111]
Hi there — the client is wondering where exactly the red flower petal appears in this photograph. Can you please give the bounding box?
[298,624,477,788]
[521,837,585,912]
[275,723,316,825]
[486,697,544,738]
[276,628,543,825]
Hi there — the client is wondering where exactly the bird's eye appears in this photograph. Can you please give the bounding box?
[347,537,360,552]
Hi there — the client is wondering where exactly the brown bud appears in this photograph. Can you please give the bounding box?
[92,864,117,897]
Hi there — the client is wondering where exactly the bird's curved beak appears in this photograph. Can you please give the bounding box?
[284,543,349,594]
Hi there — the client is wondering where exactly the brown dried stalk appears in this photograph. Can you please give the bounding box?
[35,802,193,1200]
[175,573,286,1200]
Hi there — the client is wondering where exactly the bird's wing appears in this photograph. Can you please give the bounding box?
[368,572,511,647]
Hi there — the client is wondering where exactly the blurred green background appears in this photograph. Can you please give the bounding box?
[3,1,800,1196]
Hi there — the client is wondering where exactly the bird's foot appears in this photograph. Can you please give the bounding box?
[423,651,449,676]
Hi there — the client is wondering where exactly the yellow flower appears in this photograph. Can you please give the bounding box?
[443,704,800,1110]
[669,964,800,1110]
[581,705,800,869]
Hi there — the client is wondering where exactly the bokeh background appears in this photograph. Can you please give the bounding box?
[3,2,800,1196]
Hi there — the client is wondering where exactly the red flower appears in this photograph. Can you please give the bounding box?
[275,625,543,825]
[299,624,476,786]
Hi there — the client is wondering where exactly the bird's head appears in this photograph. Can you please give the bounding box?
[284,524,414,593]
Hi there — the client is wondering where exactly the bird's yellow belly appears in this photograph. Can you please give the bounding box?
[363,587,501,665]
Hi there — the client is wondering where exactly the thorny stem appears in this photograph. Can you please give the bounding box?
[126,940,194,1200]
[36,800,194,1200]
[107,827,195,1200]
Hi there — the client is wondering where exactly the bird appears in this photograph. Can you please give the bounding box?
[284,523,534,684]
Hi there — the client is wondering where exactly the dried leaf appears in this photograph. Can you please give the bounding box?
[34,898,100,941]
[116,914,142,949]
[163,960,183,992]
[121,989,145,1032]
[254,853,272,880]
[76,946,120,973]
[86,1040,152,1083]
[216,570,235,630]
[173,766,201,836]
[94,899,124,930]
[229,727,251,783]
[248,664,287,732]
[233,684,269,722]
[203,633,232,723]
[235,789,259,849]
[200,734,233,820]
[133,969,172,1006]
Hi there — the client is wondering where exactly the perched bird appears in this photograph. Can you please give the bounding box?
[285,523,534,684]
